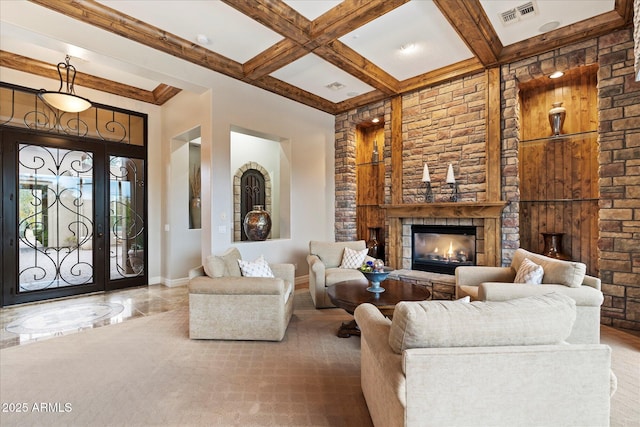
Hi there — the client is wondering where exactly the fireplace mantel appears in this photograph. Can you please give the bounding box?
[381,201,507,219]
[382,201,508,269]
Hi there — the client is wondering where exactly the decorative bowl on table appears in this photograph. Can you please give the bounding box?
[361,267,393,293]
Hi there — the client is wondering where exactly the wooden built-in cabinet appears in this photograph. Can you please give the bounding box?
[518,65,599,276]
[356,123,385,259]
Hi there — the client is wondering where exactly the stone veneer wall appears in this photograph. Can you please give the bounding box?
[335,28,639,331]
[501,28,640,331]
[334,101,390,241]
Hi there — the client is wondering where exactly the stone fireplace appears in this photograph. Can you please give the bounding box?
[411,225,476,275]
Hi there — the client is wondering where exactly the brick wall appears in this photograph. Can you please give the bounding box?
[335,102,390,242]
[501,28,640,331]
[335,28,639,331]
[402,73,487,203]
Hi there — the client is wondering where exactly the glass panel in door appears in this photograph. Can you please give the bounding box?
[109,156,145,279]
[18,144,94,292]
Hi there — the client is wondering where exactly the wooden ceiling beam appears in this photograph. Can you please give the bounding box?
[29,0,245,79]
[0,50,180,105]
[499,10,628,64]
[251,75,338,115]
[433,0,502,66]
[399,58,485,94]
[307,0,409,48]
[315,41,399,95]
[220,0,311,44]
[243,39,307,80]
[614,0,634,24]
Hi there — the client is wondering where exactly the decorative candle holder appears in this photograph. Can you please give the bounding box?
[449,183,458,202]
[425,182,434,203]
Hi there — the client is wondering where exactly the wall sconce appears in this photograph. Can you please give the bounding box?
[446,163,458,202]
[421,163,433,202]
[38,55,92,113]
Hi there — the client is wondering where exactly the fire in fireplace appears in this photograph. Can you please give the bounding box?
[411,225,476,275]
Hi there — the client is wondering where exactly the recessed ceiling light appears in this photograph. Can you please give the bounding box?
[539,21,560,33]
[196,34,211,45]
[549,71,564,79]
[400,43,417,55]
[372,118,380,123]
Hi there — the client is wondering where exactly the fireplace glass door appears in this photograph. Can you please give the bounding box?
[412,225,476,274]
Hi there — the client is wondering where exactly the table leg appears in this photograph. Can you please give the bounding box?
[337,319,360,338]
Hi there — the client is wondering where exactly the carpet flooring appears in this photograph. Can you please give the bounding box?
[1,288,639,427]
[0,290,372,427]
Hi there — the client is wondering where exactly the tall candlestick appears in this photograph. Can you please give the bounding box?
[446,163,456,184]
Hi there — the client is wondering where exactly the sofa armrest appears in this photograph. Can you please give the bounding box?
[583,274,601,291]
[307,254,326,287]
[269,263,295,285]
[455,266,515,287]
[479,282,604,307]
[189,276,286,295]
[189,265,205,280]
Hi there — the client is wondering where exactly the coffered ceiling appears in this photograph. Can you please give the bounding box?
[0,0,633,114]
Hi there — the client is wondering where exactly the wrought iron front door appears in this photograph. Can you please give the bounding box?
[17,143,97,293]
[1,130,146,305]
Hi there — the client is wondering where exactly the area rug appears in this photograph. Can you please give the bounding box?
[0,291,373,427]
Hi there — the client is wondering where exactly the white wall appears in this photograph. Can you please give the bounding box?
[2,64,336,283]
[204,74,335,276]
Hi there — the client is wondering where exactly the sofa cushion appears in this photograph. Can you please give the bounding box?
[339,247,368,269]
[203,247,242,278]
[514,258,544,284]
[388,293,576,354]
[512,248,586,288]
[309,240,366,268]
[325,268,367,286]
[238,256,274,278]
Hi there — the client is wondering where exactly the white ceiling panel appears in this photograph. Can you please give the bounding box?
[99,0,283,63]
[480,0,615,46]
[339,1,474,81]
[270,53,375,103]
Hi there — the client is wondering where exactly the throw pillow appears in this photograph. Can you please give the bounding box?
[238,256,274,278]
[339,246,368,269]
[514,258,544,284]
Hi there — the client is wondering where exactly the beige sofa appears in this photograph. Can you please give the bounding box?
[188,247,294,341]
[307,240,369,308]
[455,248,603,344]
[354,294,616,427]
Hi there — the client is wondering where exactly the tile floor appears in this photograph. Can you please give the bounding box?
[0,284,189,349]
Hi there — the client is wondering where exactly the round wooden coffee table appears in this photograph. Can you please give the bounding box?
[327,278,431,338]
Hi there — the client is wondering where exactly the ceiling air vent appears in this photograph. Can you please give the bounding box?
[517,2,538,18]
[499,1,538,26]
[500,9,519,25]
[325,81,345,91]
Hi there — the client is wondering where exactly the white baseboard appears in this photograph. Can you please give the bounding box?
[161,277,189,287]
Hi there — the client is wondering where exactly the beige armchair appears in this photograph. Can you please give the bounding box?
[307,240,368,308]
[455,248,603,344]
[188,247,294,341]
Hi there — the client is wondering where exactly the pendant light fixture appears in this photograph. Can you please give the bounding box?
[38,55,92,113]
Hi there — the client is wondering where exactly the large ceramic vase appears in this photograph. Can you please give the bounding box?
[190,197,201,229]
[243,205,272,241]
[548,102,566,136]
[541,232,571,260]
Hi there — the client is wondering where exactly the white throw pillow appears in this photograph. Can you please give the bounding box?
[514,258,544,284]
[339,247,368,269]
[238,256,274,278]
